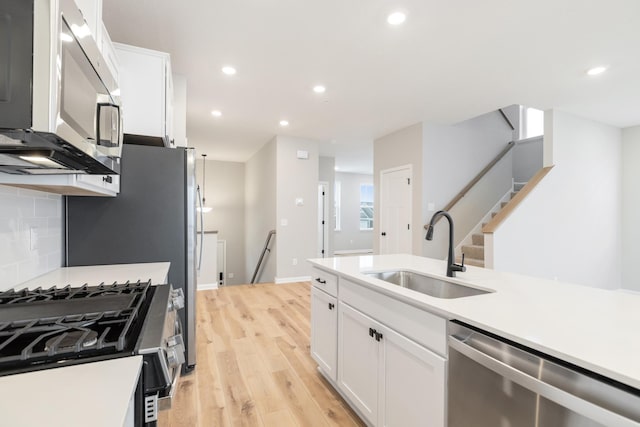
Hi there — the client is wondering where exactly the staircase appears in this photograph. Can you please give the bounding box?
[458,183,526,268]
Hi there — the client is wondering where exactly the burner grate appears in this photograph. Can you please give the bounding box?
[0,281,153,368]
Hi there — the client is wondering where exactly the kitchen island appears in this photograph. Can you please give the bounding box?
[309,254,640,426]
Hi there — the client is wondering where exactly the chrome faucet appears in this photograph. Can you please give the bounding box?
[425,210,466,277]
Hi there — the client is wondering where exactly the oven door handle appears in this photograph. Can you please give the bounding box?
[158,364,181,411]
[449,336,640,427]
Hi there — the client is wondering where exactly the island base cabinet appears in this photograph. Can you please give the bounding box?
[380,327,446,427]
[311,286,338,382]
[338,302,380,425]
[338,302,446,427]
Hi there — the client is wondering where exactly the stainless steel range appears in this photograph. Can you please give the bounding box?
[0,281,185,425]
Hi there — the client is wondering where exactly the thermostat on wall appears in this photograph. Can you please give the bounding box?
[297,150,309,159]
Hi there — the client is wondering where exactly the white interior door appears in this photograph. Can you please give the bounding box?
[380,166,412,254]
[318,182,329,257]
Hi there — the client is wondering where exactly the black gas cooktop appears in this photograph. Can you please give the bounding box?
[0,281,155,376]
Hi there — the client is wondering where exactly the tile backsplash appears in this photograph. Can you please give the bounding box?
[0,185,63,288]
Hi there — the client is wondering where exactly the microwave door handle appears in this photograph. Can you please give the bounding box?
[448,336,640,427]
[96,102,121,148]
[196,185,204,272]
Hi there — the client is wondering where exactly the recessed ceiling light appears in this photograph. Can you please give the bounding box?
[279,120,289,127]
[222,66,236,75]
[334,166,339,171]
[387,11,407,25]
[313,85,326,94]
[211,110,222,117]
[586,66,608,76]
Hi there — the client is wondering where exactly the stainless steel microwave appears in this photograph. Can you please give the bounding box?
[0,0,122,175]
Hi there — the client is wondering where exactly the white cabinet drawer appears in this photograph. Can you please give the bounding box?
[311,267,337,297]
[340,278,447,356]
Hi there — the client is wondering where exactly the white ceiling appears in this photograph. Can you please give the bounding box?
[102,0,640,175]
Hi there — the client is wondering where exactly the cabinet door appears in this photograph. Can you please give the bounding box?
[114,44,168,138]
[379,325,446,427]
[310,286,337,382]
[338,302,379,425]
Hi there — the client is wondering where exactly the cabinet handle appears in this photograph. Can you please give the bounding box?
[369,327,376,338]
[328,302,335,310]
[375,332,384,342]
[315,277,327,284]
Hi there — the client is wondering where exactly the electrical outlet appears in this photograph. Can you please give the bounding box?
[228,273,234,279]
[292,258,298,266]
[427,202,435,211]
[281,218,288,226]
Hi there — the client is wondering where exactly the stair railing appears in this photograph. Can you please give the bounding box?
[425,141,515,228]
[251,230,276,284]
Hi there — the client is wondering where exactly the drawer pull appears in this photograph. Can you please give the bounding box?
[315,277,327,284]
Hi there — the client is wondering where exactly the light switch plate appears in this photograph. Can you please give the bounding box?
[295,198,304,206]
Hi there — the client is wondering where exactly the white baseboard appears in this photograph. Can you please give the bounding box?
[274,275,312,284]
[197,282,219,290]
[333,249,373,256]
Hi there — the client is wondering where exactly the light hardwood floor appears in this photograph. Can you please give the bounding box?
[158,282,365,427]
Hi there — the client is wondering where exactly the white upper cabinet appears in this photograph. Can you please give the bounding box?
[74,0,119,89]
[73,0,102,43]
[113,43,174,146]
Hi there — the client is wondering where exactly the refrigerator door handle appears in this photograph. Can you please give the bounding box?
[196,185,204,272]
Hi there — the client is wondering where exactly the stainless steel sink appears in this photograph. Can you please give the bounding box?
[364,270,492,299]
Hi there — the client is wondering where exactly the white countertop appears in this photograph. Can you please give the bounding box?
[8,262,171,291]
[0,356,142,427]
[309,254,640,390]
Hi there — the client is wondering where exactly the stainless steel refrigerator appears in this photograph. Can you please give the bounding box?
[65,144,197,371]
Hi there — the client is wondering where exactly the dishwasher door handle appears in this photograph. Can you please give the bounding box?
[449,336,640,427]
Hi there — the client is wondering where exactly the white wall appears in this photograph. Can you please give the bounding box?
[275,136,319,281]
[422,110,513,258]
[513,136,543,182]
[622,126,640,291]
[0,186,63,288]
[491,110,622,289]
[199,158,245,284]
[334,172,373,252]
[373,123,423,255]
[245,138,277,283]
[172,74,187,147]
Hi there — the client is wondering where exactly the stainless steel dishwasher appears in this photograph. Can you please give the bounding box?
[448,321,640,427]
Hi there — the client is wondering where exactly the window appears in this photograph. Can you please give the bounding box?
[520,107,544,139]
[334,181,341,231]
[359,183,374,230]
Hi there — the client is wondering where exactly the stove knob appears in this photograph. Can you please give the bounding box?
[166,334,186,368]
[170,288,185,311]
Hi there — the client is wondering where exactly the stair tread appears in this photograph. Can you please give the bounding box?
[462,244,484,249]
[457,257,485,268]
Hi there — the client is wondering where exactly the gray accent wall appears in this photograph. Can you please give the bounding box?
[513,136,543,183]
[275,136,319,280]
[422,111,513,258]
[199,158,246,285]
[245,138,277,283]
[622,125,640,291]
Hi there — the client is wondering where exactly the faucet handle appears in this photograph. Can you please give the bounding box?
[452,253,466,273]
